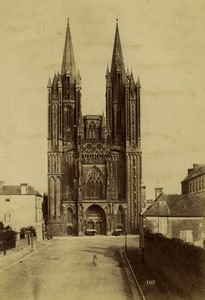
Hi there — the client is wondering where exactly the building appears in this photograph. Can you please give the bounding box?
[143,193,205,247]
[181,163,205,195]
[47,19,142,236]
[0,181,43,241]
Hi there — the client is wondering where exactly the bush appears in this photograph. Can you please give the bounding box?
[20,226,36,239]
[144,230,205,299]
[0,224,16,251]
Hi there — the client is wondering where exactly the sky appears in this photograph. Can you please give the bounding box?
[0,0,205,199]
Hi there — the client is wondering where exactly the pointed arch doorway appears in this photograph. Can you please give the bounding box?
[86,204,106,235]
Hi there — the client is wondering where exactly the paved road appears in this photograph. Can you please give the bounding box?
[0,235,139,300]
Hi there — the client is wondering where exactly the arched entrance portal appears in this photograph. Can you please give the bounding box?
[63,206,77,236]
[86,205,106,235]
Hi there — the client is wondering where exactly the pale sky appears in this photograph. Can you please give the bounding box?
[0,0,205,199]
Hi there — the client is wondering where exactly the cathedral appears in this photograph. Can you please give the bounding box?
[47,19,142,236]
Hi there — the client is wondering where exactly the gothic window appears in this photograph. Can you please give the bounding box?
[86,169,103,199]
[67,209,73,223]
[54,158,57,173]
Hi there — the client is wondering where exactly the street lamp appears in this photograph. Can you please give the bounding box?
[125,231,127,252]
[139,212,144,250]
[124,207,128,252]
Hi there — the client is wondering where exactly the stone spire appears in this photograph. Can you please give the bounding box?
[136,76,141,89]
[110,19,126,80]
[47,76,52,88]
[105,65,112,87]
[61,18,77,77]
[130,70,135,92]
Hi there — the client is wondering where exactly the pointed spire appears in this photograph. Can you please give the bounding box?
[78,109,84,132]
[105,65,112,87]
[58,75,62,88]
[130,70,135,91]
[111,19,126,79]
[76,69,81,87]
[106,65,109,77]
[61,18,77,77]
[102,111,105,127]
[126,67,130,78]
[47,76,52,88]
[136,76,141,89]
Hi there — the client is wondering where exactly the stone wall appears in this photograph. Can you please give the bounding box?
[146,217,204,247]
[144,230,205,299]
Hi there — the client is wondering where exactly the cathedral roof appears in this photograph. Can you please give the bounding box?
[61,18,77,78]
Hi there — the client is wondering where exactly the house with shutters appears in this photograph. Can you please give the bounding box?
[143,193,205,248]
[0,181,43,241]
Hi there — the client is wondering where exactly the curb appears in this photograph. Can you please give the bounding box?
[0,242,52,272]
[119,250,146,300]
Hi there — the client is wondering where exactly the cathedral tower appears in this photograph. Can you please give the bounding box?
[47,20,142,235]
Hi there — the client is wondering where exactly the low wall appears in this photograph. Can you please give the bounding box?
[144,230,205,299]
[16,236,37,251]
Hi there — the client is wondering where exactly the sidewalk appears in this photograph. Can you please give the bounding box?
[0,239,52,271]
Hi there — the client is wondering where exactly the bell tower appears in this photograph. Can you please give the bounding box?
[47,19,82,234]
[106,20,142,232]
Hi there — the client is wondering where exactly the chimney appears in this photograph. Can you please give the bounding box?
[188,168,193,175]
[193,164,199,170]
[155,181,163,199]
[20,183,28,194]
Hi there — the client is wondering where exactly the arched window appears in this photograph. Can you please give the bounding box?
[67,209,73,223]
[86,169,103,199]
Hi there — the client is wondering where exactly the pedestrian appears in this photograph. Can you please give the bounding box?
[93,254,97,266]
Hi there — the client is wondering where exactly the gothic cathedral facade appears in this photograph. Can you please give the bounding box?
[47,20,142,236]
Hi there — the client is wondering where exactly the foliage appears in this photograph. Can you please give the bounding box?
[20,226,36,239]
[0,223,16,251]
[144,229,205,299]
[0,221,4,230]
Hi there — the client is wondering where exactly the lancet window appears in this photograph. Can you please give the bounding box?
[86,169,103,199]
